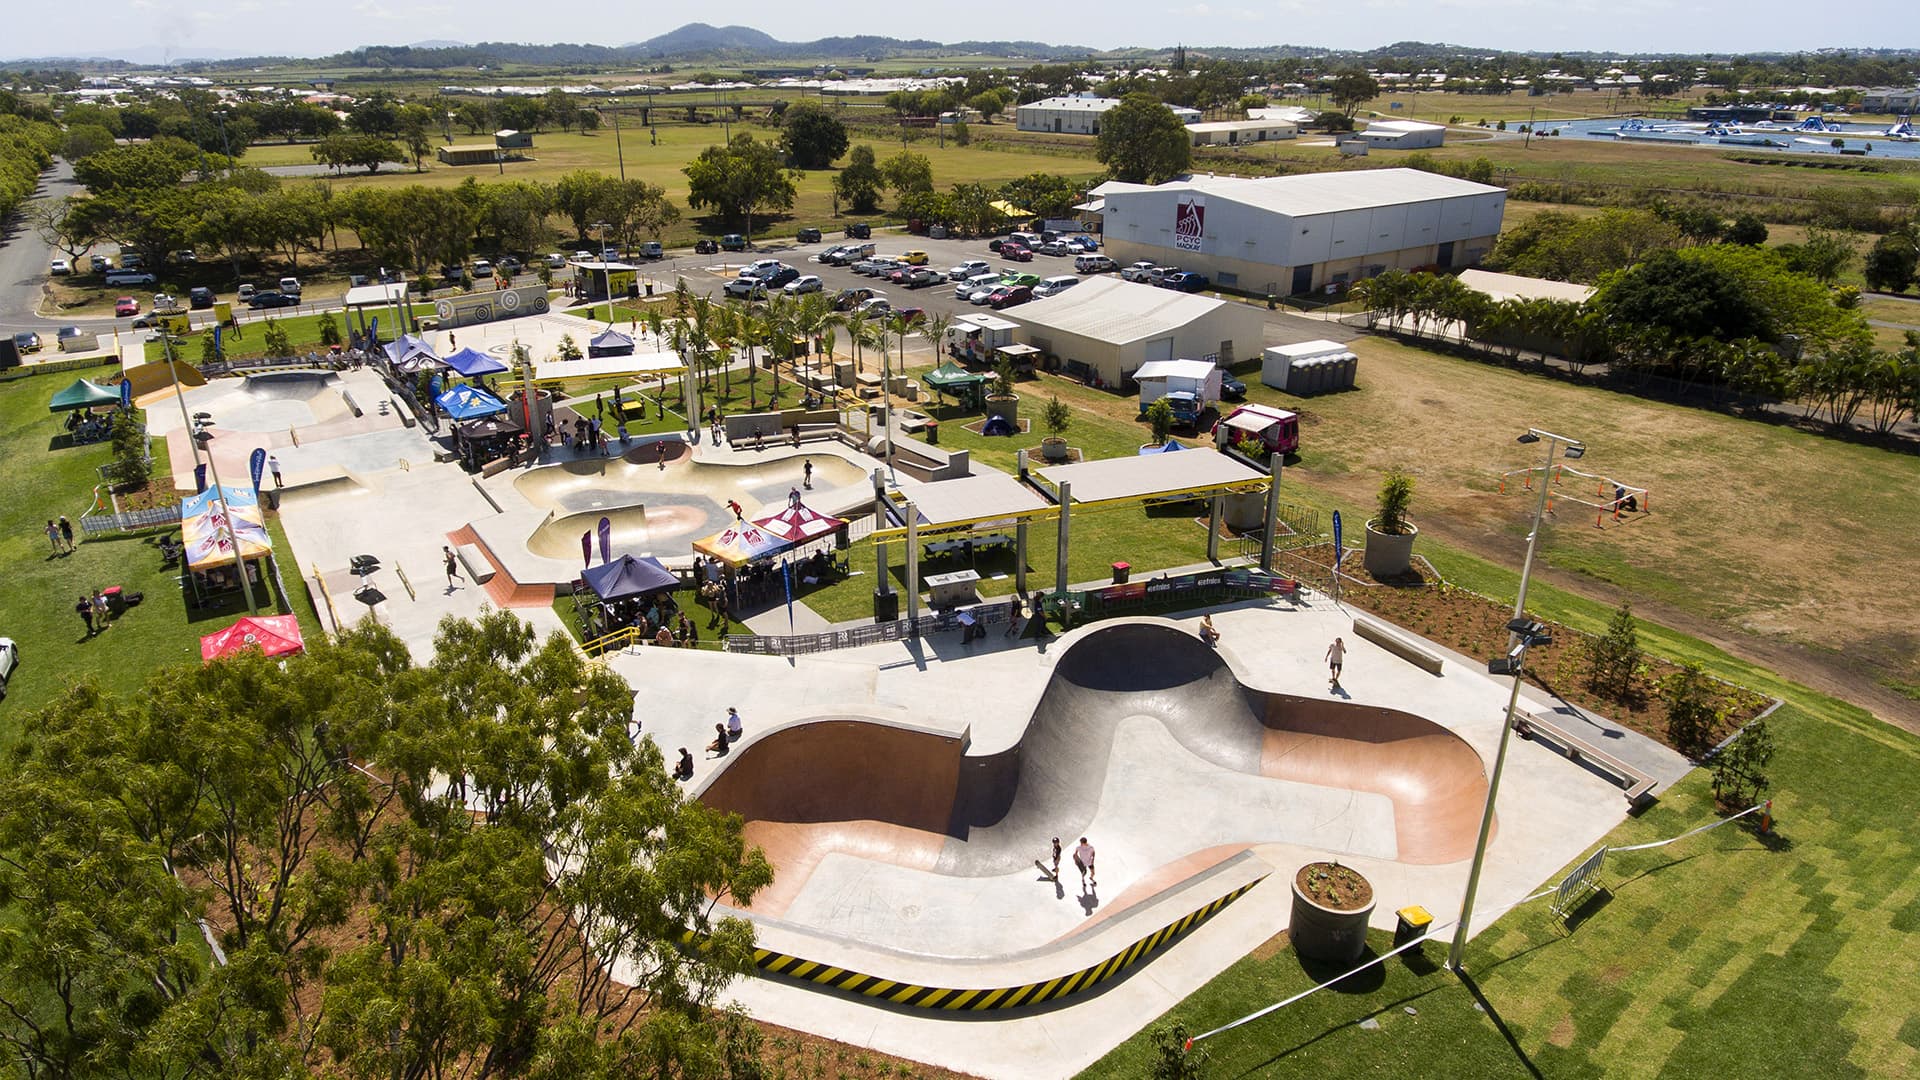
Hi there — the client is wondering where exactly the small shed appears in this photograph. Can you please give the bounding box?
[1262,339,1357,394]
[1133,358,1222,408]
[494,129,533,150]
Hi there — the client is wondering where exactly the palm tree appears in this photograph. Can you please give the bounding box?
[923,310,954,368]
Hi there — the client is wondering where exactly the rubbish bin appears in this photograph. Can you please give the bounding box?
[1394,905,1433,948]
[873,588,900,623]
[1111,561,1131,585]
[925,420,939,445]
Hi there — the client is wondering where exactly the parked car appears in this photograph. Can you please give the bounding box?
[1033,275,1079,298]
[1145,266,1182,287]
[899,250,929,265]
[999,244,1033,263]
[49,258,71,275]
[763,265,800,288]
[498,256,523,275]
[12,331,40,353]
[172,249,198,264]
[956,272,1000,300]
[947,259,991,281]
[1038,240,1074,257]
[720,234,748,251]
[104,268,155,286]
[1120,261,1157,282]
[784,274,824,295]
[894,306,926,325]
[1001,272,1041,288]
[1075,254,1117,274]
[152,292,182,312]
[0,637,17,702]
[796,227,822,243]
[1220,375,1247,401]
[573,250,594,261]
[885,266,916,286]
[694,239,719,254]
[237,283,257,302]
[115,296,140,317]
[988,285,1033,309]
[90,255,111,273]
[825,242,875,265]
[741,258,785,278]
[248,290,299,309]
[544,252,568,268]
[189,286,216,309]
[119,252,145,269]
[599,247,621,261]
[278,276,302,296]
[1161,271,1210,292]
[904,268,943,289]
[639,242,663,260]
[832,287,878,311]
[56,325,84,341]
[855,296,893,317]
[844,222,872,239]
[1068,235,1100,252]
[967,285,1000,305]
[724,277,768,300]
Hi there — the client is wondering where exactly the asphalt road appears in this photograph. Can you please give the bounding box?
[0,160,86,333]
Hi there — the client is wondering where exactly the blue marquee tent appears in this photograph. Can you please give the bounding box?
[435,385,509,420]
[442,347,510,378]
[589,328,635,358]
[580,554,678,600]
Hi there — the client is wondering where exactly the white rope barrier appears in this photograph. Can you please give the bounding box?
[1184,802,1770,1051]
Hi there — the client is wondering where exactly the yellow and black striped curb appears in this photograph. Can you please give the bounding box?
[724,875,1265,1011]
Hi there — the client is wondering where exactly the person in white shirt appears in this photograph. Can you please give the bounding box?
[1326,637,1347,689]
[1073,837,1096,889]
[726,707,744,744]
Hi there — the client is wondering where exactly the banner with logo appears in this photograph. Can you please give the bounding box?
[1174,194,1206,252]
[249,447,267,492]
[119,378,132,409]
[433,285,550,330]
[597,516,612,565]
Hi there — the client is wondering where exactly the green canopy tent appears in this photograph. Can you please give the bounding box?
[48,378,121,413]
[923,361,990,411]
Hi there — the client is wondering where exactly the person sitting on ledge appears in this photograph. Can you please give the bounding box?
[1198,614,1221,647]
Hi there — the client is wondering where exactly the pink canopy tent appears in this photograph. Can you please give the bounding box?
[691,518,790,568]
[200,615,305,662]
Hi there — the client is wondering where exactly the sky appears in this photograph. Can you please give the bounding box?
[7,1,1916,64]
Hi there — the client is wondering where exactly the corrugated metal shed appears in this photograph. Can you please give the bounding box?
[1010,278,1226,346]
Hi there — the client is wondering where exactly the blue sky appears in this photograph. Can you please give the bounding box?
[10,2,1916,63]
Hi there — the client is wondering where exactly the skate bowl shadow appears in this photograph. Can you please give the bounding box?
[693,619,1492,1007]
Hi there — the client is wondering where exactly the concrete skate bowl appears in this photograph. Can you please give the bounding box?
[205,370,353,431]
[515,450,867,560]
[694,620,1490,999]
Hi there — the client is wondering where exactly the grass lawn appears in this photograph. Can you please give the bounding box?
[141,305,440,363]
[0,372,319,745]
[1083,530,1920,1077]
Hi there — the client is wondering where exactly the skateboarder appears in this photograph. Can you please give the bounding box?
[443,545,463,588]
[1326,636,1347,689]
[268,454,284,488]
[802,459,813,489]
[1074,837,1096,889]
[1051,837,1063,880]
[1199,614,1220,647]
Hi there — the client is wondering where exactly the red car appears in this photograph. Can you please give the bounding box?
[894,307,926,325]
[114,296,139,317]
[1000,244,1033,263]
[988,285,1033,309]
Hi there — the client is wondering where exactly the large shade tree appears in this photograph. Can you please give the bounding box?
[683,133,797,245]
[1095,94,1192,185]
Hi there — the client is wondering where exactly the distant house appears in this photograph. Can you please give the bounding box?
[1016,95,1201,136]
[1185,119,1297,147]
[494,129,533,149]
[438,145,501,166]
[1355,120,1446,150]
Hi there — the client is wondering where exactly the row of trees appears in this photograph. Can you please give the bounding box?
[0,111,58,222]
[0,613,773,1079]
[1352,255,1920,433]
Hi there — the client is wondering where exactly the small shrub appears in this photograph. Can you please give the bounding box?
[317,310,342,348]
[1149,1022,1208,1080]
[261,318,291,358]
[1232,433,1266,458]
[1711,716,1775,808]
[992,354,1016,398]
[1585,601,1642,700]
[1375,469,1415,534]
[556,333,583,362]
[105,409,150,487]
[200,331,220,363]
[1042,393,1071,439]
[1662,661,1722,757]
[1146,397,1174,445]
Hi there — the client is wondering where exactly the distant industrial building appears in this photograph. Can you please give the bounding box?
[1005,277,1265,388]
[494,128,533,149]
[1353,119,1446,149]
[1185,119,1297,146]
[438,129,534,166]
[1861,87,1920,113]
[1016,95,1201,135]
[1091,168,1506,296]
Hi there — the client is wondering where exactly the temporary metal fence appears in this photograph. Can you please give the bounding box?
[80,504,183,536]
[725,598,1022,656]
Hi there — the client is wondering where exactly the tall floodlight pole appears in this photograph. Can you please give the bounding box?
[1448,426,1583,973]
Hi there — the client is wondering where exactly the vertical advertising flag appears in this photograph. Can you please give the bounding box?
[596,516,612,565]
[213,323,223,359]
[782,559,794,634]
[118,378,132,409]
[249,447,267,493]
[1332,510,1343,566]
[194,463,208,494]
[580,530,591,569]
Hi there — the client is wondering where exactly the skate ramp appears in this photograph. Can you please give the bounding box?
[514,450,866,517]
[698,621,1491,924]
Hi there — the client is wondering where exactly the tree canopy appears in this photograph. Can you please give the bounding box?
[682,134,797,241]
[779,100,848,169]
[1095,94,1192,185]
[833,144,884,214]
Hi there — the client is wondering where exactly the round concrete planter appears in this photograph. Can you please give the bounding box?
[1290,863,1376,965]
[1041,437,1070,462]
[1224,491,1266,531]
[984,395,1020,424]
[1363,519,1418,579]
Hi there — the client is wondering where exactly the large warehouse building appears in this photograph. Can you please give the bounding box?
[1016,95,1201,135]
[1091,168,1505,296]
[1006,277,1266,388]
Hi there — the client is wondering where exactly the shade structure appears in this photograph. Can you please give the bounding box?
[454,413,525,440]
[200,614,305,662]
[923,361,989,407]
[435,384,509,420]
[691,518,791,569]
[48,378,121,412]
[394,351,442,373]
[751,500,846,545]
[383,334,433,364]
[180,485,273,570]
[588,328,635,357]
[580,554,678,600]
[442,346,510,378]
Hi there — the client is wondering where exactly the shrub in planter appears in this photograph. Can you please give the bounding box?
[1363,469,1418,578]
[1146,397,1174,446]
[984,353,1020,422]
[1290,861,1375,964]
[1041,393,1071,461]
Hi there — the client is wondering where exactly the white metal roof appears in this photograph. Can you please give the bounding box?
[1011,278,1227,347]
[1186,119,1296,133]
[905,473,1050,527]
[1100,168,1500,218]
[1038,448,1265,503]
[1362,120,1445,135]
[956,313,1018,332]
[533,351,684,382]
[1456,269,1595,304]
[1269,339,1352,361]
[343,282,409,307]
[1133,358,1218,382]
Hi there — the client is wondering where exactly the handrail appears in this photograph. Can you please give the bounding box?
[583,625,643,655]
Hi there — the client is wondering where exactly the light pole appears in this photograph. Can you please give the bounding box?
[213,110,232,175]
[609,101,626,181]
[1447,426,1584,974]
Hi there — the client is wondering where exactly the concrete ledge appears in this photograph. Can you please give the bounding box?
[1517,710,1658,805]
[455,543,495,584]
[1352,614,1444,675]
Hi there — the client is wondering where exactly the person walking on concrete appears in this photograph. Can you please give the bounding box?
[726,707,744,744]
[443,545,463,589]
[1073,837,1096,890]
[1326,636,1347,690]
[58,516,75,552]
[1050,837,1063,880]
[76,593,94,637]
[268,455,284,488]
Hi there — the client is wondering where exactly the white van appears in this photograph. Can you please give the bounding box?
[1034,275,1079,298]
[1075,254,1117,274]
[956,272,1000,300]
[278,276,302,296]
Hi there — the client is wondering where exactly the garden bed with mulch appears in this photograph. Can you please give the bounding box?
[1284,543,1769,752]
[1296,862,1373,911]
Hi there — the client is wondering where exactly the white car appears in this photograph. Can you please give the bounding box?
[784,275,824,295]
[0,636,16,701]
[49,258,71,275]
[967,286,999,305]
[855,296,892,317]
[1120,261,1158,283]
[946,259,990,281]
[544,252,567,268]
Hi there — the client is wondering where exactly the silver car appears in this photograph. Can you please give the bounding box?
[784,274,824,295]
[947,259,991,281]
[0,637,16,701]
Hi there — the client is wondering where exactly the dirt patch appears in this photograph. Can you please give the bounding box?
[1250,930,1293,962]
[1296,862,1374,911]
[1549,1015,1577,1048]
